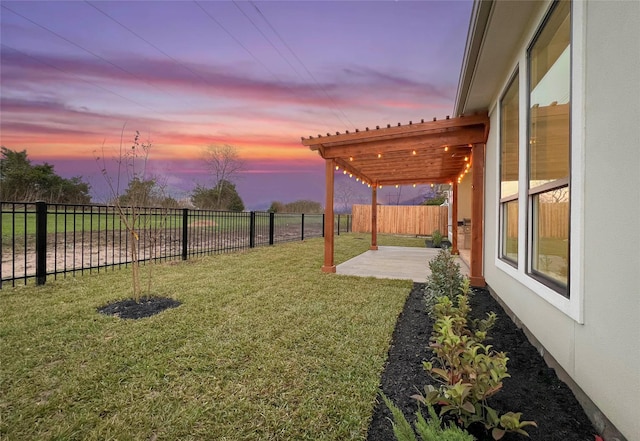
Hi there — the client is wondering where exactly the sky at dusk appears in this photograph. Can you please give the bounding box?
[1,0,472,210]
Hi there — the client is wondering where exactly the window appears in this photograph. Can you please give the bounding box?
[527,0,571,295]
[499,72,519,264]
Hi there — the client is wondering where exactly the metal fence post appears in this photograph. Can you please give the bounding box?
[301,213,305,241]
[337,214,341,236]
[322,214,325,237]
[250,211,256,248]
[269,212,275,245]
[182,208,189,260]
[35,201,47,285]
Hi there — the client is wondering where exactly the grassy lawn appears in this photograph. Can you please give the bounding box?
[1,210,332,240]
[0,233,414,440]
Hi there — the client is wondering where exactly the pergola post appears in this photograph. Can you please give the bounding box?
[371,184,378,250]
[451,181,459,255]
[322,159,336,273]
[470,143,485,287]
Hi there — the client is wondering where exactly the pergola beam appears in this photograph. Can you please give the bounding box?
[302,113,489,147]
[314,129,484,159]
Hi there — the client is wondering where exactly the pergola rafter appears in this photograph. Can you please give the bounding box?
[301,113,489,287]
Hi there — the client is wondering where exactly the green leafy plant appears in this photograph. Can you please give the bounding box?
[424,248,464,317]
[431,229,443,247]
[381,393,475,441]
[417,279,536,439]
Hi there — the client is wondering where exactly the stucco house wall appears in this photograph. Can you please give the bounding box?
[458,1,639,439]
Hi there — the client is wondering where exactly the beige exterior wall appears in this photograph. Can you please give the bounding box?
[456,172,472,223]
[481,2,639,439]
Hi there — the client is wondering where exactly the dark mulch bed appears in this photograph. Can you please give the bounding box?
[97,296,181,319]
[367,283,598,441]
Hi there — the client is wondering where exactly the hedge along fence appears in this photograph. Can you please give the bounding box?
[351,204,448,235]
[1,202,351,288]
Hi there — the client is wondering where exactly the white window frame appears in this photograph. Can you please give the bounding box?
[498,69,520,267]
[494,0,585,323]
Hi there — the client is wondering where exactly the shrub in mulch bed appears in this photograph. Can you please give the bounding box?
[367,283,598,441]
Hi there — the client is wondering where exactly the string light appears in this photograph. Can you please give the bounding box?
[349,173,353,178]
[444,146,449,152]
[343,170,347,175]
[377,153,382,159]
[395,184,399,188]
[349,156,354,161]
[412,150,417,155]
[413,184,416,188]
[464,156,468,161]
[335,165,339,170]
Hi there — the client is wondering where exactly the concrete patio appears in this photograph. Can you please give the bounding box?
[336,245,470,283]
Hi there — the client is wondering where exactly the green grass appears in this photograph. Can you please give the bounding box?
[0,233,414,440]
[376,234,427,248]
[1,211,331,240]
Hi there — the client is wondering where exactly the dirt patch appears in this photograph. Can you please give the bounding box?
[189,220,216,227]
[97,296,181,319]
[366,283,598,441]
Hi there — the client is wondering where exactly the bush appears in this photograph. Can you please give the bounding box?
[424,248,463,317]
[417,280,536,440]
[431,229,443,247]
[381,393,474,441]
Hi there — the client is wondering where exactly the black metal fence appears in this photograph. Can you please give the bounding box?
[1,202,351,288]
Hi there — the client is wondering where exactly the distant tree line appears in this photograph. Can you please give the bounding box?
[116,177,179,208]
[191,180,244,211]
[2,143,325,214]
[268,200,323,214]
[0,147,91,204]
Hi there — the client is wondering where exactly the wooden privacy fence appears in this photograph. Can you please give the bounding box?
[351,204,448,235]
[505,202,569,239]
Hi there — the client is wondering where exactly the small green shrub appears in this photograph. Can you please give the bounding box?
[431,229,443,247]
[417,280,536,440]
[424,248,463,317]
[381,393,475,441]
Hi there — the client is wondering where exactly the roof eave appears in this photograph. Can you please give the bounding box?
[454,0,494,117]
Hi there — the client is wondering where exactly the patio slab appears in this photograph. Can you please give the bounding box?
[336,246,470,283]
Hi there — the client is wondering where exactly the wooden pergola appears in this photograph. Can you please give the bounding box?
[301,113,490,287]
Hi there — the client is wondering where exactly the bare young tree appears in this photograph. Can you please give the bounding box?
[202,144,245,209]
[335,181,357,214]
[96,129,171,301]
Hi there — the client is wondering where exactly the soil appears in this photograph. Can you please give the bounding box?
[97,296,181,319]
[366,283,598,441]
